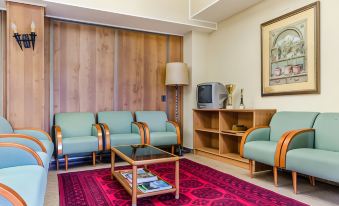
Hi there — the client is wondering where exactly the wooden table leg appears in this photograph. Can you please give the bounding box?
[132,165,137,206]
[175,160,179,199]
[111,150,115,179]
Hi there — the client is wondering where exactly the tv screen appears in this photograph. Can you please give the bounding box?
[198,85,212,103]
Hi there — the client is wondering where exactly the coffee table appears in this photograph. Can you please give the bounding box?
[111,144,180,206]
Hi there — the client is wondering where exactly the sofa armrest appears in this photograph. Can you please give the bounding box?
[100,123,111,150]
[0,142,44,169]
[280,128,315,168]
[132,122,145,144]
[54,126,63,156]
[92,124,103,151]
[166,121,181,145]
[0,134,47,153]
[0,183,26,206]
[240,126,270,157]
[14,128,52,142]
[138,122,150,144]
[274,131,294,167]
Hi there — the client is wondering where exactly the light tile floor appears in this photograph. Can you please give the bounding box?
[45,153,339,206]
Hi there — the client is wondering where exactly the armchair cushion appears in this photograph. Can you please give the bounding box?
[0,145,43,169]
[55,112,95,138]
[0,165,47,206]
[269,112,319,142]
[135,111,168,132]
[110,133,142,146]
[14,129,52,142]
[98,111,133,134]
[313,113,339,152]
[62,136,99,155]
[243,141,277,166]
[286,148,339,183]
[150,132,178,146]
[0,117,13,134]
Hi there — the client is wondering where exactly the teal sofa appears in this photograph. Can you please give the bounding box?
[240,111,319,186]
[0,142,48,206]
[54,112,103,170]
[98,111,144,150]
[280,113,339,193]
[135,111,181,154]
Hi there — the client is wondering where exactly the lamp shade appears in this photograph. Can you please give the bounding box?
[165,62,189,86]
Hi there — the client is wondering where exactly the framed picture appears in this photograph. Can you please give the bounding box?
[261,2,320,96]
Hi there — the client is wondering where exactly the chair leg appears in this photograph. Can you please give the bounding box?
[309,176,316,186]
[273,166,278,186]
[56,158,59,171]
[100,154,103,162]
[292,171,298,194]
[65,155,68,171]
[92,152,96,166]
[171,145,175,154]
[249,160,254,178]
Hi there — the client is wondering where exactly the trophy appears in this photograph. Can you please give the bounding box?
[226,84,235,109]
[239,89,245,109]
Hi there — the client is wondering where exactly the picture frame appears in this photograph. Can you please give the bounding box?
[261,2,320,96]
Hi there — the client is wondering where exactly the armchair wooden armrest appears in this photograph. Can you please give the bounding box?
[0,142,44,167]
[0,183,26,206]
[240,126,269,157]
[138,122,150,144]
[166,121,181,145]
[93,124,103,151]
[54,126,63,156]
[280,128,315,168]
[0,134,47,153]
[274,131,293,167]
[132,122,145,144]
[100,123,111,150]
[14,128,52,142]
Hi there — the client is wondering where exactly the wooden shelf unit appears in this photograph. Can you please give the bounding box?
[193,109,276,170]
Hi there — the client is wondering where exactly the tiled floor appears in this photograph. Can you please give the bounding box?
[45,153,339,206]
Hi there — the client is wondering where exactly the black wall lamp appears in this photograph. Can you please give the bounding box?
[11,21,37,51]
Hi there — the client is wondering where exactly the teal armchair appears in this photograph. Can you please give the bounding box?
[280,113,339,193]
[98,111,144,150]
[240,111,319,186]
[0,142,47,206]
[54,112,103,170]
[135,111,181,154]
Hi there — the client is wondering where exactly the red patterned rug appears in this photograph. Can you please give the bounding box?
[58,158,307,206]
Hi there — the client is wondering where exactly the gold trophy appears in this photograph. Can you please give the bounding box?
[226,84,235,109]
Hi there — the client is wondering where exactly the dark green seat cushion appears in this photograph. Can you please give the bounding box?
[110,133,142,146]
[243,141,277,166]
[62,136,99,154]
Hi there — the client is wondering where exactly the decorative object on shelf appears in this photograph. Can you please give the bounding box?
[11,21,37,51]
[165,62,189,122]
[226,84,235,109]
[239,89,245,109]
[261,2,320,96]
[232,124,248,132]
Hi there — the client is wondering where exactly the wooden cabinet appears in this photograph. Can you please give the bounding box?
[193,109,276,169]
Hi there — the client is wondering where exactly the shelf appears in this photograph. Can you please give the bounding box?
[196,128,220,134]
[221,130,245,137]
[195,147,219,155]
[220,153,249,163]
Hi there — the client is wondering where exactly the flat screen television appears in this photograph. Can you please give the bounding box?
[196,82,227,109]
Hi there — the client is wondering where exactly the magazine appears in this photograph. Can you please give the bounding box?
[137,180,172,193]
[120,168,158,184]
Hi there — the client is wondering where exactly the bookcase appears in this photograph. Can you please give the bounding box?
[193,109,276,170]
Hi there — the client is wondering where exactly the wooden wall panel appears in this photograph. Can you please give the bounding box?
[44,18,50,130]
[6,2,46,129]
[53,21,115,114]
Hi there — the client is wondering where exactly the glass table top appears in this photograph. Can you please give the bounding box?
[112,144,176,162]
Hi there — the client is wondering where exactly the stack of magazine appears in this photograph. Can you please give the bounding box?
[120,168,172,193]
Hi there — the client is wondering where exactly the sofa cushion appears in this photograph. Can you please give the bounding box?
[98,111,133,134]
[286,148,339,183]
[0,165,47,206]
[269,112,319,142]
[243,141,277,166]
[313,113,339,152]
[135,111,168,132]
[150,132,177,146]
[110,133,142,146]
[0,116,13,134]
[62,136,98,155]
[55,112,95,138]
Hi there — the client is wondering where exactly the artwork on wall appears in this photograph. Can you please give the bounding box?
[261,2,320,96]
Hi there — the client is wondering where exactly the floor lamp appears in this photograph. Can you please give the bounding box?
[165,62,189,155]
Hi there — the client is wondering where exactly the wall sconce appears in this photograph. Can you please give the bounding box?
[11,21,37,51]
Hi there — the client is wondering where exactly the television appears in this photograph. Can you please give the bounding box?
[197,82,227,109]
